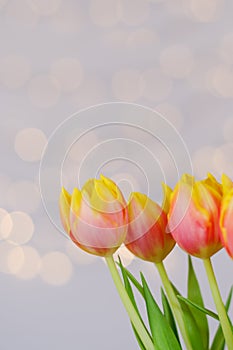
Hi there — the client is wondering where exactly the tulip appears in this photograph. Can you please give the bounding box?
[220,174,233,258]
[59,174,128,257]
[168,174,222,258]
[125,186,175,263]
[59,177,155,350]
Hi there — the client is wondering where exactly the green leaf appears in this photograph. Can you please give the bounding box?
[116,261,144,296]
[177,295,219,320]
[188,256,209,349]
[141,273,181,350]
[171,282,205,350]
[118,257,151,350]
[132,325,147,350]
[161,288,180,344]
[211,287,233,350]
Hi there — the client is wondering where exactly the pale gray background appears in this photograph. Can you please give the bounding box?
[1,0,233,349]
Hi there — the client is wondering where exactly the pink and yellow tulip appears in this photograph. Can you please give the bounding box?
[59,175,128,257]
[220,174,233,258]
[168,174,223,258]
[125,185,176,263]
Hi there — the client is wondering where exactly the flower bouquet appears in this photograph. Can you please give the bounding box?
[59,173,233,350]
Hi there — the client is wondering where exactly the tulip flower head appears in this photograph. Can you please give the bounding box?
[168,174,223,258]
[59,175,128,257]
[125,185,176,263]
[220,174,233,258]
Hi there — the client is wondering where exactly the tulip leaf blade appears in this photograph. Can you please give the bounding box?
[116,261,144,296]
[177,295,219,320]
[211,287,233,350]
[187,256,209,348]
[117,257,151,350]
[141,273,182,350]
[161,288,180,345]
[171,282,205,350]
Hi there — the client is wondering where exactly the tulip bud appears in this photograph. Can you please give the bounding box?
[125,187,175,263]
[59,175,128,257]
[220,174,233,258]
[168,174,223,258]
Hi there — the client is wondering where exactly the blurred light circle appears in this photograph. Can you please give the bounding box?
[28,74,61,108]
[3,211,34,245]
[15,246,41,279]
[223,118,233,143]
[5,0,39,27]
[7,246,24,274]
[14,128,47,162]
[155,104,183,130]
[142,68,172,101]
[0,55,31,89]
[160,45,194,79]
[39,252,73,286]
[90,0,120,27]
[192,146,217,178]
[213,143,233,177]
[0,242,16,273]
[27,0,62,15]
[113,245,135,266]
[119,0,150,26]
[112,69,144,102]
[189,0,223,22]
[6,181,41,213]
[0,208,12,240]
[212,65,233,98]
[66,240,96,265]
[50,58,84,93]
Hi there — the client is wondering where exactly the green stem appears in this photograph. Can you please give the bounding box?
[203,258,233,350]
[156,262,193,350]
[105,256,155,350]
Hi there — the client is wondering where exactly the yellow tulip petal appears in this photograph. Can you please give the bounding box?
[71,187,82,215]
[222,174,233,196]
[161,182,172,214]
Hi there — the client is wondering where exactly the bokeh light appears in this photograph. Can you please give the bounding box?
[0,208,12,240]
[2,211,34,245]
[39,252,73,286]
[0,242,17,274]
[0,55,31,89]
[127,28,159,48]
[14,128,47,162]
[28,74,61,108]
[0,0,7,10]
[14,246,41,280]
[160,45,194,79]
[50,58,84,93]
[50,1,84,33]
[211,65,233,98]
[189,0,224,22]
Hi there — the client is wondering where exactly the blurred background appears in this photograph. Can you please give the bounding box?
[1,0,233,349]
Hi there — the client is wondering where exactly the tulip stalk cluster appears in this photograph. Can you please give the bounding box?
[59,174,233,350]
